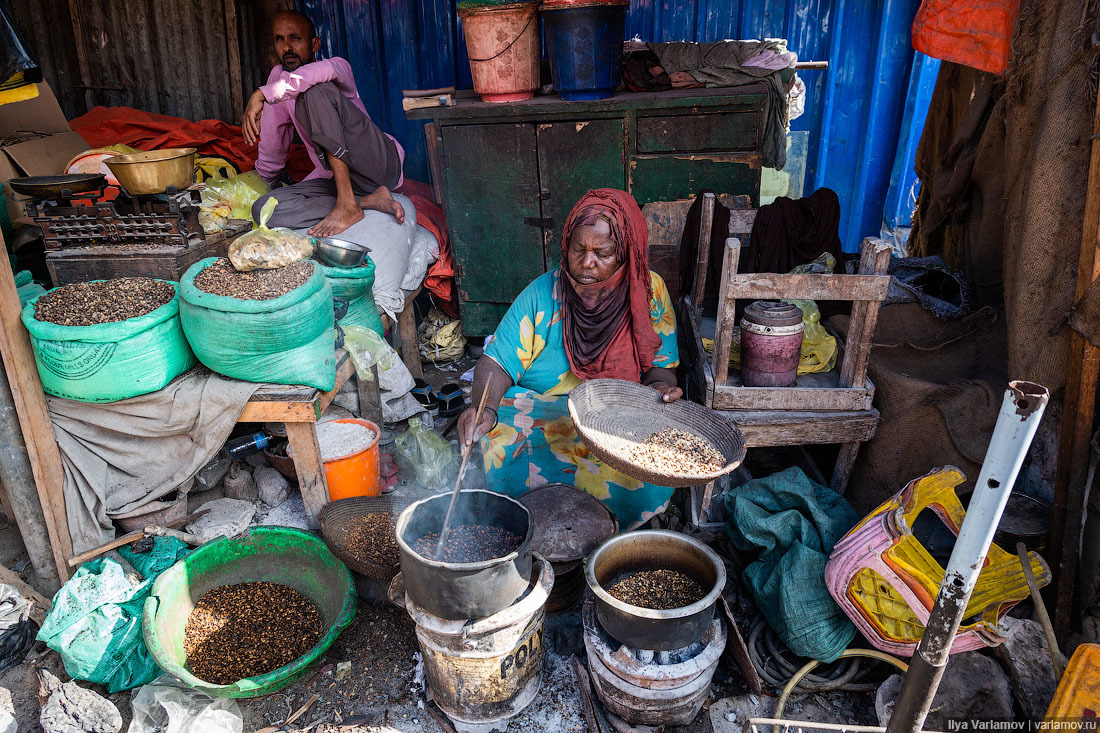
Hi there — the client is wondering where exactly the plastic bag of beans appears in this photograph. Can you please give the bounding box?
[179,257,336,390]
[21,279,196,403]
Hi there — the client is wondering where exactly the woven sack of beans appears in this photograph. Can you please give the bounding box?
[21,280,196,403]
[179,257,336,390]
[319,257,384,336]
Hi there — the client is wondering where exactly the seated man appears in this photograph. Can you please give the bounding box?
[244,10,405,236]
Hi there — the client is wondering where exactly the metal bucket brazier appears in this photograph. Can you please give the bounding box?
[585,530,726,651]
[396,489,533,620]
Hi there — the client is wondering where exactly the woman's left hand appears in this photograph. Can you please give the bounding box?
[651,383,683,403]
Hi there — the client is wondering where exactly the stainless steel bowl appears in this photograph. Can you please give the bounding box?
[316,237,370,267]
[585,529,726,650]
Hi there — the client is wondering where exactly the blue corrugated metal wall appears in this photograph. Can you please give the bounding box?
[301,0,923,250]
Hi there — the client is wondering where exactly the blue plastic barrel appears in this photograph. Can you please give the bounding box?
[542,0,629,101]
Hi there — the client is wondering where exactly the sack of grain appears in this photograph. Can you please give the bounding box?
[180,257,336,390]
[319,257,384,335]
[21,278,196,403]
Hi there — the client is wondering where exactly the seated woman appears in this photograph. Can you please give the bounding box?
[457,188,682,529]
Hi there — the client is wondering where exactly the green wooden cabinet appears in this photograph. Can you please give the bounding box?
[409,86,768,335]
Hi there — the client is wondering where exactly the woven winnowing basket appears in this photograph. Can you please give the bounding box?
[567,379,746,487]
[319,496,413,582]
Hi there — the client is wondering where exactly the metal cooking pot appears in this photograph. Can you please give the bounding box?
[6,173,106,198]
[104,147,196,195]
[585,529,726,651]
[395,489,533,620]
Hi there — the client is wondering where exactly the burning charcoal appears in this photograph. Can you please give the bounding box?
[629,428,725,475]
[193,258,311,300]
[607,569,706,610]
[184,581,322,685]
[413,524,523,563]
[34,277,175,326]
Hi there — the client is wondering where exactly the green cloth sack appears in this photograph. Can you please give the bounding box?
[36,537,191,693]
[724,466,859,663]
[21,281,196,403]
[180,257,336,391]
[320,257,384,336]
[14,270,46,307]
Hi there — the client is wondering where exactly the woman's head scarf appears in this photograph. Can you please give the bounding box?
[559,188,661,382]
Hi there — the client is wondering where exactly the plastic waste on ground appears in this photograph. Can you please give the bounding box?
[395,415,454,489]
[21,281,197,403]
[417,307,466,364]
[37,537,192,693]
[0,583,36,674]
[129,675,243,733]
[227,197,314,271]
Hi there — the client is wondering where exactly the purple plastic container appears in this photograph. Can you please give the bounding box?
[739,301,804,387]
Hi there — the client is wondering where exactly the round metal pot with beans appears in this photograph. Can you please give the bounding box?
[395,489,533,620]
[585,530,726,651]
[739,300,804,387]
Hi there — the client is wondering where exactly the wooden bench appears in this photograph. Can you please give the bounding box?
[680,193,890,522]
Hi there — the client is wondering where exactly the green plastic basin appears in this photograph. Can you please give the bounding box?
[142,526,357,697]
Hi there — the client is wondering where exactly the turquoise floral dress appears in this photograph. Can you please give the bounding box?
[481,268,680,528]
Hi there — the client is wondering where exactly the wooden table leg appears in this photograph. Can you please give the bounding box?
[830,442,862,495]
[285,422,329,528]
[398,304,424,380]
[356,364,383,426]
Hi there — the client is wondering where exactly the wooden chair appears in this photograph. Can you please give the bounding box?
[680,193,891,523]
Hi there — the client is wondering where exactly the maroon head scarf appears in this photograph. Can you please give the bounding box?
[560,189,661,382]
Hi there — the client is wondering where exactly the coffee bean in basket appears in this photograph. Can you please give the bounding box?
[629,427,725,475]
[193,258,312,300]
[342,512,400,567]
[414,524,523,563]
[184,581,322,685]
[607,569,706,610]
[34,277,175,326]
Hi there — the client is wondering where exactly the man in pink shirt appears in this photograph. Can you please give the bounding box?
[243,11,405,236]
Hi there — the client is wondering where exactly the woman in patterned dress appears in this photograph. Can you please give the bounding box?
[457,188,681,528]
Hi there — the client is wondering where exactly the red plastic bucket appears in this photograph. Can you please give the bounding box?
[458,2,540,103]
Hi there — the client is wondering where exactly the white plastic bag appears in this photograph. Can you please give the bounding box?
[343,326,423,422]
[128,676,242,733]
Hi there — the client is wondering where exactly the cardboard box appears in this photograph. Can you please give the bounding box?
[0,82,89,224]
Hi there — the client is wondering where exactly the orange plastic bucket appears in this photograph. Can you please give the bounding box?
[458,2,540,103]
[321,418,381,500]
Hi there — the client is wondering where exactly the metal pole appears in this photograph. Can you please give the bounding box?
[886,381,1049,733]
[0,360,59,586]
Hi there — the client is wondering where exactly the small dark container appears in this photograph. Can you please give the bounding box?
[740,300,804,387]
[395,490,533,620]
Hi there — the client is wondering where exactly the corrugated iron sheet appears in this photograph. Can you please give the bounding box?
[306,0,927,250]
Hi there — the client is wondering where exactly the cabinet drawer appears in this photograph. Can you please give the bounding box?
[636,111,761,154]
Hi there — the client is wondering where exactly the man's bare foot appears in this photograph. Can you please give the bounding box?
[359,186,405,224]
[308,201,364,237]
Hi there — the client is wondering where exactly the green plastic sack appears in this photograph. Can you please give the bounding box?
[320,257,384,335]
[14,270,45,307]
[37,537,191,693]
[724,466,859,663]
[180,258,336,391]
[21,281,197,403]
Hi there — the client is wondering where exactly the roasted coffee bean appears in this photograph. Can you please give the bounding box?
[414,524,523,563]
[184,581,322,685]
[34,277,175,326]
[193,258,311,300]
[629,428,725,475]
[342,513,400,567]
[607,569,706,610]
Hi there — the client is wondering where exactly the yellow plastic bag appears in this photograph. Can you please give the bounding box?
[227,197,314,271]
[200,171,268,222]
[417,307,466,364]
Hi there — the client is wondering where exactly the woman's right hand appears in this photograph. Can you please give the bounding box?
[457,406,495,447]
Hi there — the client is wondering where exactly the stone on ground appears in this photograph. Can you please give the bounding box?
[186,498,256,541]
[992,616,1060,720]
[876,652,1013,728]
[254,466,291,508]
[37,669,121,733]
[0,686,13,733]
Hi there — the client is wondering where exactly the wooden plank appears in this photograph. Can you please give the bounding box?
[238,352,352,423]
[1051,76,1100,639]
[723,409,880,446]
[423,122,445,206]
[712,238,741,386]
[67,509,210,567]
[711,383,874,412]
[839,239,892,388]
[0,235,72,582]
[830,442,862,494]
[223,0,244,121]
[357,365,383,426]
[690,192,716,308]
[285,422,329,528]
[397,289,424,380]
[0,563,50,626]
[728,209,756,236]
[238,399,320,424]
[724,273,889,301]
[318,354,356,415]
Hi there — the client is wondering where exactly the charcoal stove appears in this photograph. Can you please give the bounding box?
[26,185,204,250]
[582,595,727,727]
